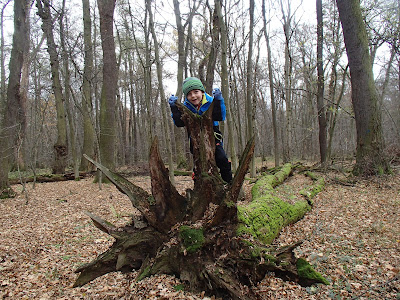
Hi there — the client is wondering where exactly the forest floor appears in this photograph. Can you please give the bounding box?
[0,165,399,299]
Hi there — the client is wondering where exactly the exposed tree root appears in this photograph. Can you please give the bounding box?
[73,103,328,299]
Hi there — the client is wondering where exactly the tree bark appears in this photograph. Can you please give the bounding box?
[281,1,293,163]
[172,0,189,169]
[37,0,68,174]
[0,0,29,198]
[215,0,238,171]
[80,0,96,172]
[146,0,175,185]
[143,6,153,142]
[0,0,11,112]
[203,6,219,92]
[316,0,327,165]
[336,0,390,175]
[262,0,280,167]
[97,0,117,172]
[60,0,79,178]
[246,0,256,177]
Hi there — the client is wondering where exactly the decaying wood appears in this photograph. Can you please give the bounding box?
[9,172,93,185]
[74,104,328,299]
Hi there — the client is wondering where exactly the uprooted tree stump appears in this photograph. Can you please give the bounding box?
[73,103,328,299]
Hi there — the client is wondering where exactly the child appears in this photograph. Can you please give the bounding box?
[169,77,232,184]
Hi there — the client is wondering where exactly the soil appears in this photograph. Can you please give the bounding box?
[0,170,399,299]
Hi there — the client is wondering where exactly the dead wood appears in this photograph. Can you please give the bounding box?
[9,172,93,185]
[73,103,328,299]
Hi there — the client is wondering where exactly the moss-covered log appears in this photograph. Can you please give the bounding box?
[73,103,328,299]
[237,165,325,244]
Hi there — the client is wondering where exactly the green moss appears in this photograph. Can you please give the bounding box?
[173,284,184,291]
[136,266,151,281]
[300,177,325,203]
[263,254,277,264]
[238,165,326,244]
[239,240,277,265]
[225,201,235,208]
[296,258,329,285]
[173,170,191,176]
[304,171,318,181]
[240,239,254,247]
[176,155,188,169]
[251,163,292,199]
[0,187,16,199]
[147,196,156,205]
[179,226,205,253]
[237,194,310,244]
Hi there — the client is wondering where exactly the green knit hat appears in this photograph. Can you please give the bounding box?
[182,77,205,97]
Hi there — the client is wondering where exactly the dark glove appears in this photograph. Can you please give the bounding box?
[212,88,224,121]
[212,88,222,100]
[169,95,178,106]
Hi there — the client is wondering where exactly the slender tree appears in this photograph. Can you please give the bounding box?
[280,0,293,163]
[336,0,390,175]
[325,1,347,161]
[80,0,96,171]
[0,0,29,197]
[0,0,11,112]
[262,0,279,167]
[146,0,175,184]
[215,0,238,170]
[172,0,187,168]
[97,0,117,172]
[203,5,219,92]
[60,0,79,177]
[17,1,33,171]
[37,0,68,174]
[316,0,327,164]
[246,0,256,177]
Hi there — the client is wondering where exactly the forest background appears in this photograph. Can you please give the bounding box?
[0,0,399,189]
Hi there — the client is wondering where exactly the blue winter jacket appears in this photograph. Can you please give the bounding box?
[170,92,226,128]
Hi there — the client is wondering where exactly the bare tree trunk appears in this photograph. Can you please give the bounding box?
[327,65,348,160]
[215,0,238,171]
[16,1,32,171]
[0,0,29,197]
[143,7,153,142]
[146,0,175,184]
[37,0,68,174]
[203,6,219,92]
[97,0,117,172]
[282,12,292,163]
[316,0,327,165]
[80,0,96,172]
[172,0,187,168]
[127,51,138,163]
[60,0,79,177]
[326,10,345,162]
[380,46,396,101]
[336,0,390,175]
[0,0,11,113]
[246,0,256,177]
[262,0,279,167]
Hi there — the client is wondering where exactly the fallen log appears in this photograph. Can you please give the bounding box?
[9,172,93,185]
[73,102,328,299]
[238,165,325,244]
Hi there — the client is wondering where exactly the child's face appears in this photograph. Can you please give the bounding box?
[187,89,204,107]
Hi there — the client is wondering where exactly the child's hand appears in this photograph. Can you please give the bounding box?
[212,88,223,100]
[169,95,178,106]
